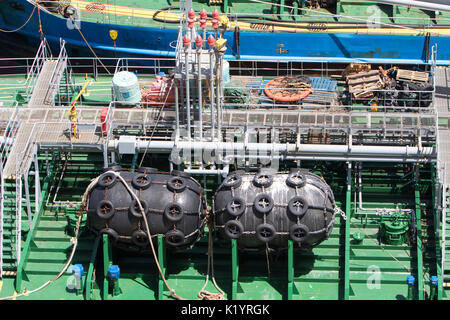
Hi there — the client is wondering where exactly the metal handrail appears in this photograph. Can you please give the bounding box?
[10,114,110,262]
[0,103,20,167]
[44,40,68,106]
[25,38,52,101]
[103,102,114,148]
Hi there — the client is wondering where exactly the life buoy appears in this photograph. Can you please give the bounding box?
[264,76,312,102]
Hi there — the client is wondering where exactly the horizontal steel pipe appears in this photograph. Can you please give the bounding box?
[108,140,435,156]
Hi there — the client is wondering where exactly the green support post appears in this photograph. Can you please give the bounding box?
[298,0,304,16]
[85,236,101,300]
[337,0,344,14]
[278,0,285,18]
[271,3,277,14]
[392,5,399,22]
[231,238,239,300]
[287,240,294,300]
[157,235,167,300]
[102,233,112,300]
[414,167,424,300]
[431,164,443,300]
[76,276,84,296]
[222,0,228,13]
[343,162,352,300]
[131,152,138,170]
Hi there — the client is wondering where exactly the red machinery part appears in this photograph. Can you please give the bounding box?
[100,107,109,136]
[141,78,175,106]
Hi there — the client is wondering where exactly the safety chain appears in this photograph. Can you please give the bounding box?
[335,206,347,220]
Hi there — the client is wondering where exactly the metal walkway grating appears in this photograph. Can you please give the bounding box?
[2,59,67,179]
[434,67,450,117]
[27,60,57,108]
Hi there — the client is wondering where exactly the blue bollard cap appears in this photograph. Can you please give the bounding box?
[108,265,120,280]
[407,275,415,286]
[157,72,166,77]
[430,276,439,287]
[72,264,84,278]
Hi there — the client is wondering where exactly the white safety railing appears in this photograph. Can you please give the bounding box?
[25,38,52,101]
[44,40,69,106]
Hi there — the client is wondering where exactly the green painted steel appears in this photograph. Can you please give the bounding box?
[102,234,112,300]
[231,238,238,300]
[431,164,443,300]
[15,154,56,292]
[343,163,351,300]
[414,168,424,300]
[287,240,293,300]
[0,151,442,300]
[85,235,100,300]
[157,235,166,300]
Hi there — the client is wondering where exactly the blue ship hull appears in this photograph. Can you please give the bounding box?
[1,0,450,64]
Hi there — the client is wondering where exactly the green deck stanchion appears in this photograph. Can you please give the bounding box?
[414,168,424,300]
[431,163,443,300]
[102,233,112,300]
[223,0,229,13]
[85,236,101,300]
[279,0,285,17]
[157,235,167,300]
[287,240,294,300]
[343,162,352,300]
[231,238,239,300]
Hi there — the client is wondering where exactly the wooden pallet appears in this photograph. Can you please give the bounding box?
[346,70,383,99]
[396,69,429,83]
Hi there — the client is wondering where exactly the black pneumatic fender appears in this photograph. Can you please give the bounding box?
[213,169,337,251]
[86,169,206,251]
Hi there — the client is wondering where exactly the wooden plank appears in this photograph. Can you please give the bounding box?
[346,70,380,80]
[396,69,429,83]
[347,75,381,85]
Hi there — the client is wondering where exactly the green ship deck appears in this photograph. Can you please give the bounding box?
[0,38,448,301]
